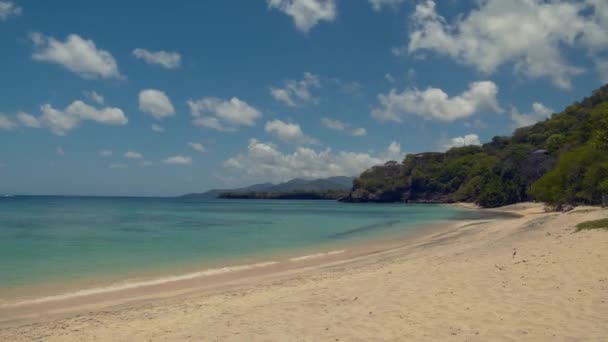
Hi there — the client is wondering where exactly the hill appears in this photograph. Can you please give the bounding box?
[341,84,608,208]
[181,176,353,199]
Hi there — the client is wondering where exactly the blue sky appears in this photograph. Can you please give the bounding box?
[1,0,607,196]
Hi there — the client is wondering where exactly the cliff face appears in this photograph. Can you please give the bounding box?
[341,148,554,206]
[340,154,473,204]
[342,84,608,208]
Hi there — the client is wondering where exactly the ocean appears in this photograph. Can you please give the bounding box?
[0,196,471,302]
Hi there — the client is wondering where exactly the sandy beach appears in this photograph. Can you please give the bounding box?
[1,203,607,341]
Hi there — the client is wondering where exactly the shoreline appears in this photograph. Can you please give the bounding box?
[0,201,469,306]
[2,203,607,340]
[0,203,493,312]
[0,215,481,325]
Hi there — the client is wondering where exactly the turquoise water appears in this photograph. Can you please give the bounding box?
[0,196,469,292]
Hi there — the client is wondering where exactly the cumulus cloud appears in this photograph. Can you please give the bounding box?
[0,1,21,20]
[162,155,192,165]
[406,0,608,88]
[596,57,608,83]
[188,96,262,131]
[441,133,481,150]
[511,102,554,128]
[38,100,127,135]
[83,90,104,105]
[124,151,143,159]
[321,117,367,137]
[151,123,165,133]
[138,89,175,120]
[384,73,396,83]
[224,139,403,182]
[351,127,367,137]
[369,0,406,11]
[0,114,16,130]
[30,33,122,79]
[321,118,346,131]
[267,0,336,32]
[265,119,317,144]
[99,150,112,157]
[188,142,206,153]
[16,111,41,128]
[270,72,320,107]
[372,81,501,122]
[132,48,181,69]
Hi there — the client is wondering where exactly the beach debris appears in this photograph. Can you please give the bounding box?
[512,248,517,258]
[495,264,506,271]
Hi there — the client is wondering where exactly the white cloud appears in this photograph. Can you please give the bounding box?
[109,163,127,169]
[30,33,122,79]
[151,123,165,133]
[511,102,554,128]
[188,142,206,153]
[441,133,481,150]
[224,139,403,182]
[83,90,104,105]
[369,0,406,11]
[0,1,21,20]
[265,119,317,144]
[38,100,127,135]
[321,117,346,131]
[321,117,367,137]
[56,147,65,156]
[270,72,320,107]
[16,112,41,128]
[162,155,192,165]
[124,151,143,159]
[99,150,112,157]
[406,0,608,88]
[138,89,175,120]
[267,0,336,32]
[351,127,367,137]
[191,117,236,132]
[372,81,501,122]
[384,73,396,83]
[0,114,16,130]
[596,57,608,83]
[132,48,181,69]
[188,96,262,131]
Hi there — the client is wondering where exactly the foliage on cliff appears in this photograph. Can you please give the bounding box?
[345,85,608,208]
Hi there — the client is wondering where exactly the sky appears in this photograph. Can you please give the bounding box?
[0,0,607,196]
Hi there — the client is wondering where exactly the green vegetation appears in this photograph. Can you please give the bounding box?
[576,219,608,232]
[344,84,608,208]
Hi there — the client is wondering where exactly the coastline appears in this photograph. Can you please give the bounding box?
[1,203,607,340]
[0,214,477,324]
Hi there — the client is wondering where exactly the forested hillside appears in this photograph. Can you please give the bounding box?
[342,85,608,208]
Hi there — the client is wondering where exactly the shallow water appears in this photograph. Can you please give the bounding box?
[0,196,470,293]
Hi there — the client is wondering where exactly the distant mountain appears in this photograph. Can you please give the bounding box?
[180,176,353,199]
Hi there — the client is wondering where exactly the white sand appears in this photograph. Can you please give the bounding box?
[1,203,607,341]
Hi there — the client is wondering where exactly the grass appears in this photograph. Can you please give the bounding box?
[576,218,608,232]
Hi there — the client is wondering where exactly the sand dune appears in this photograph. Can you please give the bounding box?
[1,203,607,341]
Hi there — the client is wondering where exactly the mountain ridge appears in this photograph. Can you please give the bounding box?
[181,176,353,199]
